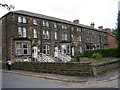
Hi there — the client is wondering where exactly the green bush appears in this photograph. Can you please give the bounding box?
[92,53,102,60]
[81,48,118,58]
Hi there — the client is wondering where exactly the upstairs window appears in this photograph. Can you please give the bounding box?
[42,20,49,27]
[18,27,27,38]
[23,17,26,23]
[18,27,22,37]
[54,23,57,28]
[78,35,81,41]
[18,16,22,23]
[18,16,26,23]
[71,34,74,41]
[33,29,37,38]
[42,30,50,39]
[46,31,49,39]
[54,32,57,40]
[33,18,37,25]
[23,28,27,38]
[62,33,67,41]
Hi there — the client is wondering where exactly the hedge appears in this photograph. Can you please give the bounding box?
[81,48,118,58]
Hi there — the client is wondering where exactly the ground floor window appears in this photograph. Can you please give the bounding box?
[15,41,31,56]
[43,44,50,55]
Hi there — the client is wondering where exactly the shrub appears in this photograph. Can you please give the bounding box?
[92,53,102,60]
[81,48,118,58]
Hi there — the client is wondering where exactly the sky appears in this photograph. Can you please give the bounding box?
[0,0,119,29]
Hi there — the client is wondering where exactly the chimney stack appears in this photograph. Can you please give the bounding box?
[98,26,103,30]
[73,20,79,24]
[90,22,95,28]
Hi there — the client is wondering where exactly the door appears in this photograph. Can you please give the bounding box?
[61,44,67,55]
[32,46,38,59]
[72,47,74,56]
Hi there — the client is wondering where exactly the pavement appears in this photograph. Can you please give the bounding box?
[2,68,120,84]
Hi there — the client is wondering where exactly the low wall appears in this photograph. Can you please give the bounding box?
[92,59,120,76]
[2,59,120,76]
[3,62,93,76]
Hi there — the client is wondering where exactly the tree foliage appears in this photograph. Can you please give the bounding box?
[117,11,120,57]
[0,3,15,10]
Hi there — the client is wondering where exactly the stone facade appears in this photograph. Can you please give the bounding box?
[1,10,109,62]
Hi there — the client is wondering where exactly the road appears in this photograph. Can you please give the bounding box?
[1,71,119,88]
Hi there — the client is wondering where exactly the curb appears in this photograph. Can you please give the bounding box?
[2,70,87,83]
[2,70,119,84]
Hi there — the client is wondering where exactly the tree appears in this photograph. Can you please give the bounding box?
[0,3,15,11]
[117,11,120,57]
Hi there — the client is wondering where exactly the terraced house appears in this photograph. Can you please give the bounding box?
[0,10,108,62]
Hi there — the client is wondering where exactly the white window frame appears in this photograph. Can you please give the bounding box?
[16,42,22,55]
[55,32,57,40]
[54,23,57,28]
[23,42,29,55]
[18,16,22,23]
[23,27,27,38]
[46,31,49,39]
[33,18,37,25]
[33,29,37,38]
[15,42,31,56]
[43,30,46,39]
[78,35,81,42]
[23,17,26,23]
[46,21,49,27]
[18,27,22,37]
[43,21,46,26]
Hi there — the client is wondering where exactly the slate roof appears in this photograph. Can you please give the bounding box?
[2,10,107,32]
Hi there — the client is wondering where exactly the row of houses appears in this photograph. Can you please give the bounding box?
[0,10,117,62]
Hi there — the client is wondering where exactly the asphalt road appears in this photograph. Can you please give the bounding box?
[1,71,119,88]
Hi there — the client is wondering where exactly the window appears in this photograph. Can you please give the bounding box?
[54,23,57,28]
[43,30,46,39]
[18,16,22,23]
[47,45,50,55]
[43,21,46,26]
[65,34,67,41]
[43,45,46,54]
[43,30,49,39]
[18,27,22,37]
[71,27,74,31]
[23,28,26,38]
[33,19,37,25]
[16,42,22,55]
[79,46,82,53]
[33,29,37,38]
[23,43,28,55]
[77,28,81,32]
[55,32,57,40]
[46,31,49,39]
[23,17,26,23]
[43,20,49,27]
[67,45,70,54]
[43,45,50,55]
[18,27,27,38]
[18,16,26,23]
[71,34,74,41]
[46,21,49,27]
[78,35,81,41]
[15,42,31,55]
[62,33,67,41]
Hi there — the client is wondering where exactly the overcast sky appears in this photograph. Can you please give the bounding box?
[0,0,119,29]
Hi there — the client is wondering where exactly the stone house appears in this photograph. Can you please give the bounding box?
[0,10,108,62]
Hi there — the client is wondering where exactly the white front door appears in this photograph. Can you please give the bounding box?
[54,47,58,57]
[32,46,38,59]
[72,47,74,56]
